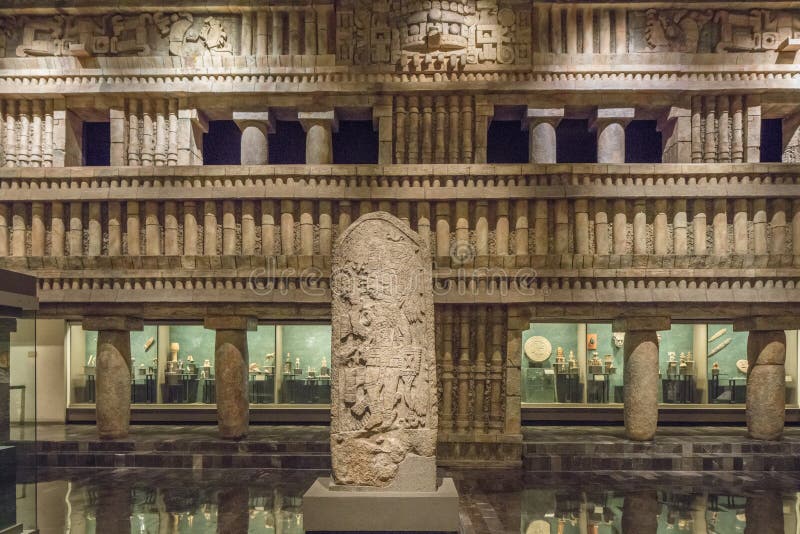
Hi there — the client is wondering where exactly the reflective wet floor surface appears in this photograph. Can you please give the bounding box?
[8,468,800,533]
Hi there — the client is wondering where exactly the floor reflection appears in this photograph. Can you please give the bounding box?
[5,469,800,533]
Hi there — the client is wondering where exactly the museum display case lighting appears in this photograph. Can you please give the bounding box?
[67,322,332,409]
[522,322,800,408]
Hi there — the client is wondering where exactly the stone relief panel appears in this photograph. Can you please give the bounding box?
[330,212,436,489]
[1,13,237,58]
[336,0,531,68]
[632,8,800,53]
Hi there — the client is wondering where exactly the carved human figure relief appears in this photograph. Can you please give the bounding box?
[330,212,436,489]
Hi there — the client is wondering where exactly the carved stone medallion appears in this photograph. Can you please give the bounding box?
[330,212,436,491]
[524,335,552,363]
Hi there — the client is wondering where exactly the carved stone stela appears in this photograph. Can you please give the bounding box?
[330,212,436,491]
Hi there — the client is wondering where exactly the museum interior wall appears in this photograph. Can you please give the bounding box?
[1,0,800,463]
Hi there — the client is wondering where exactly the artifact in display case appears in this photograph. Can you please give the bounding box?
[712,361,720,376]
[603,354,615,374]
[588,352,603,375]
[667,352,678,376]
[85,353,96,376]
[523,335,555,403]
[736,359,748,374]
[202,359,213,378]
[264,352,275,374]
[553,346,568,374]
[186,355,198,375]
[568,350,578,371]
[294,356,302,375]
[281,353,332,404]
[283,353,293,375]
[612,332,624,348]
[586,333,598,350]
[320,357,330,378]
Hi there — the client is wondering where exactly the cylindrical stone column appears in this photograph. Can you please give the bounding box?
[554,199,569,254]
[51,202,64,256]
[299,200,314,256]
[84,316,143,440]
[575,199,589,254]
[164,201,178,256]
[653,200,667,255]
[205,316,256,440]
[299,112,336,165]
[614,317,670,441]
[594,199,609,255]
[31,202,45,256]
[533,199,548,255]
[740,325,787,441]
[261,200,276,256]
[10,203,25,257]
[68,202,81,256]
[88,202,102,256]
[514,199,528,256]
[496,200,509,256]
[733,199,748,254]
[713,199,728,255]
[184,201,198,255]
[234,113,273,165]
[145,201,160,256]
[126,201,140,256]
[593,108,634,164]
[222,200,236,255]
[771,199,787,255]
[204,201,217,256]
[435,202,450,258]
[108,202,122,256]
[240,123,268,165]
[613,199,627,254]
[319,201,332,256]
[280,200,295,255]
[693,200,707,255]
[673,200,687,255]
[0,204,10,257]
[241,200,255,255]
[527,109,563,164]
[633,199,647,254]
[753,198,767,255]
[475,201,489,256]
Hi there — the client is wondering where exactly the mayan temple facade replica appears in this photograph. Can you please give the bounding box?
[1,0,800,467]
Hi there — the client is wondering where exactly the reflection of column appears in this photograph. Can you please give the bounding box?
[735,317,790,440]
[745,493,783,534]
[217,487,249,534]
[691,494,708,534]
[622,491,659,534]
[0,319,17,442]
[274,325,283,403]
[592,108,635,164]
[83,316,144,439]
[299,111,337,165]
[613,316,671,440]
[233,112,275,165]
[205,316,257,439]
[157,325,169,404]
[95,484,132,534]
[693,324,708,403]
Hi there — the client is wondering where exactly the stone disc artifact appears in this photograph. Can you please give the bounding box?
[330,212,436,491]
[524,336,552,363]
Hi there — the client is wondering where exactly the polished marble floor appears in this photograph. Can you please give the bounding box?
[6,467,800,533]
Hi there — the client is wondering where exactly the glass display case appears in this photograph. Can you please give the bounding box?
[522,322,800,406]
[68,322,332,407]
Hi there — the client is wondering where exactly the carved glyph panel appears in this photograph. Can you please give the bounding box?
[631,8,800,53]
[1,13,237,58]
[330,212,436,488]
[336,0,531,68]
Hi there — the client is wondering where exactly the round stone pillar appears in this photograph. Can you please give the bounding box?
[233,112,274,165]
[739,324,787,440]
[614,316,670,441]
[205,316,257,440]
[83,316,143,440]
[299,111,337,165]
[592,107,635,164]
[526,108,564,164]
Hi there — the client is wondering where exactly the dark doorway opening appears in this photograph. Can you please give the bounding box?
[487,120,528,164]
[82,122,110,166]
[268,120,306,164]
[556,119,597,163]
[203,121,241,165]
[333,121,378,164]
[761,118,783,163]
[625,120,662,163]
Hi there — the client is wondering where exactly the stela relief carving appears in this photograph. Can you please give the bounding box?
[330,212,437,491]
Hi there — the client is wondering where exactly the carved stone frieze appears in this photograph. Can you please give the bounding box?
[3,13,236,58]
[634,8,800,53]
[330,212,437,490]
[336,0,530,69]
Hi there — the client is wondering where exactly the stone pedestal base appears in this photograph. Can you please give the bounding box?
[302,477,459,533]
